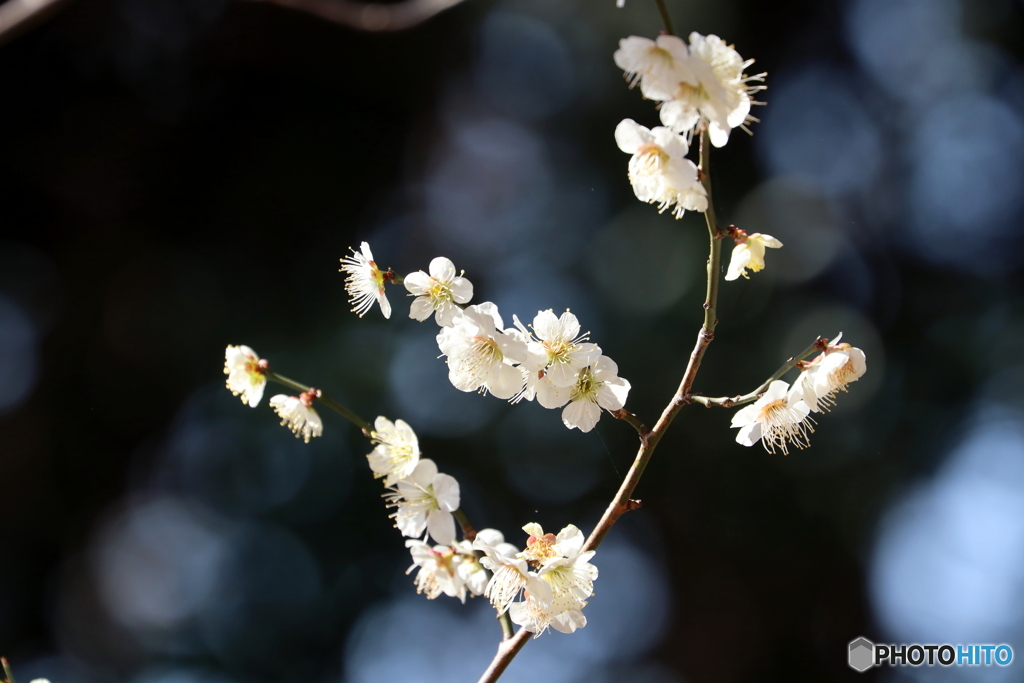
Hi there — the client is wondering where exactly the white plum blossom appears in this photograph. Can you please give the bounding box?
[476,531,530,614]
[367,416,420,486]
[340,241,391,319]
[561,356,631,433]
[725,232,783,281]
[269,392,323,443]
[788,335,867,412]
[731,380,813,455]
[615,119,707,218]
[384,458,460,545]
[519,310,601,388]
[437,303,527,400]
[658,32,766,148]
[506,523,598,637]
[224,345,267,407]
[404,257,473,326]
[613,34,691,102]
[454,539,490,597]
[406,540,467,602]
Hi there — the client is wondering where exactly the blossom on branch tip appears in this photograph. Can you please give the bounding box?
[658,32,766,148]
[615,119,707,218]
[725,232,782,281]
[730,380,813,455]
[404,257,473,326]
[519,310,601,388]
[224,345,267,407]
[368,416,420,486]
[561,356,631,433]
[269,392,323,443]
[788,335,867,412]
[384,458,460,545]
[436,303,527,400]
[613,34,692,102]
[340,241,391,319]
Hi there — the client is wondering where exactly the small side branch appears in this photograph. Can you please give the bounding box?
[233,0,470,32]
[265,371,373,433]
[690,336,827,408]
[0,0,72,47]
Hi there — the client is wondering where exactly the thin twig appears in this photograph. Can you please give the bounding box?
[0,0,73,47]
[476,130,726,683]
[653,0,674,36]
[266,370,373,433]
[234,0,469,32]
[690,337,827,408]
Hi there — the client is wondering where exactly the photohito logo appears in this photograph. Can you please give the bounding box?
[848,637,1014,672]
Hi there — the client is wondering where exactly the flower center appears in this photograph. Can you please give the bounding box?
[428,281,454,308]
[570,367,600,403]
[674,81,709,103]
[632,144,669,179]
[521,532,559,564]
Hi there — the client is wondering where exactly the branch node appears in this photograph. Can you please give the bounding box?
[625,499,643,511]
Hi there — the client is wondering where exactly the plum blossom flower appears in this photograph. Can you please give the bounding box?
[658,32,766,148]
[518,310,601,388]
[406,540,467,602]
[340,241,391,319]
[613,34,692,102]
[561,356,631,433]
[788,334,867,412]
[730,380,813,455]
[224,345,267,407]
[436,303,527,400]
[384,458,460,545]
[725,232,783,281]
[615,119,707,218]
[367,416,420,486]
[404,257,473,326]
[454,538,490,597]
[269,391,323,443]
[476,531,530,614]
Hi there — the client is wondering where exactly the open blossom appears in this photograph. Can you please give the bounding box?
[367,416,420,486]
[406,540,467,602]
[615,119,707,218]
[725,233,782,281]
[658,32,766,148]
[224,345,266,407]
[384,458,460,545]
[455,539,490,597]
[437,302,527,400]
[788,334,867,412]
[404,257,473,326]
[518,310,601,388]
[561,356,631,433]
[340,241,391,319]
[269,392,323,443]
[476,531,530,614]
[613,34,691,101]
[731,380,813,455]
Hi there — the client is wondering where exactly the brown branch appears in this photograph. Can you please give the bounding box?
[235,0,470,32]
[477,128,726,682]
[0,0,73,47]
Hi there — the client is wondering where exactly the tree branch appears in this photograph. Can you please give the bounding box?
[690,336,827,408]
[234,0,470,32]
[0,0,73,47]
[476,129,726,682]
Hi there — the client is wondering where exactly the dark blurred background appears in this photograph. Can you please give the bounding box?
[3,0,1024,681]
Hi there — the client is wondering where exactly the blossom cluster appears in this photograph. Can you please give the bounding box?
[341,247,632,433]
[477,523,597,636]
[365,415,598,633]
[731,335,867,454]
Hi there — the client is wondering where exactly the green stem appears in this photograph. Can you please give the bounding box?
[653,0,674,35]
[265,371,373,434]
[690,337,826,407]
[2,657,15,683]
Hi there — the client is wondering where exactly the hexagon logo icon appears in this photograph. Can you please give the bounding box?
[848,637,875,672]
